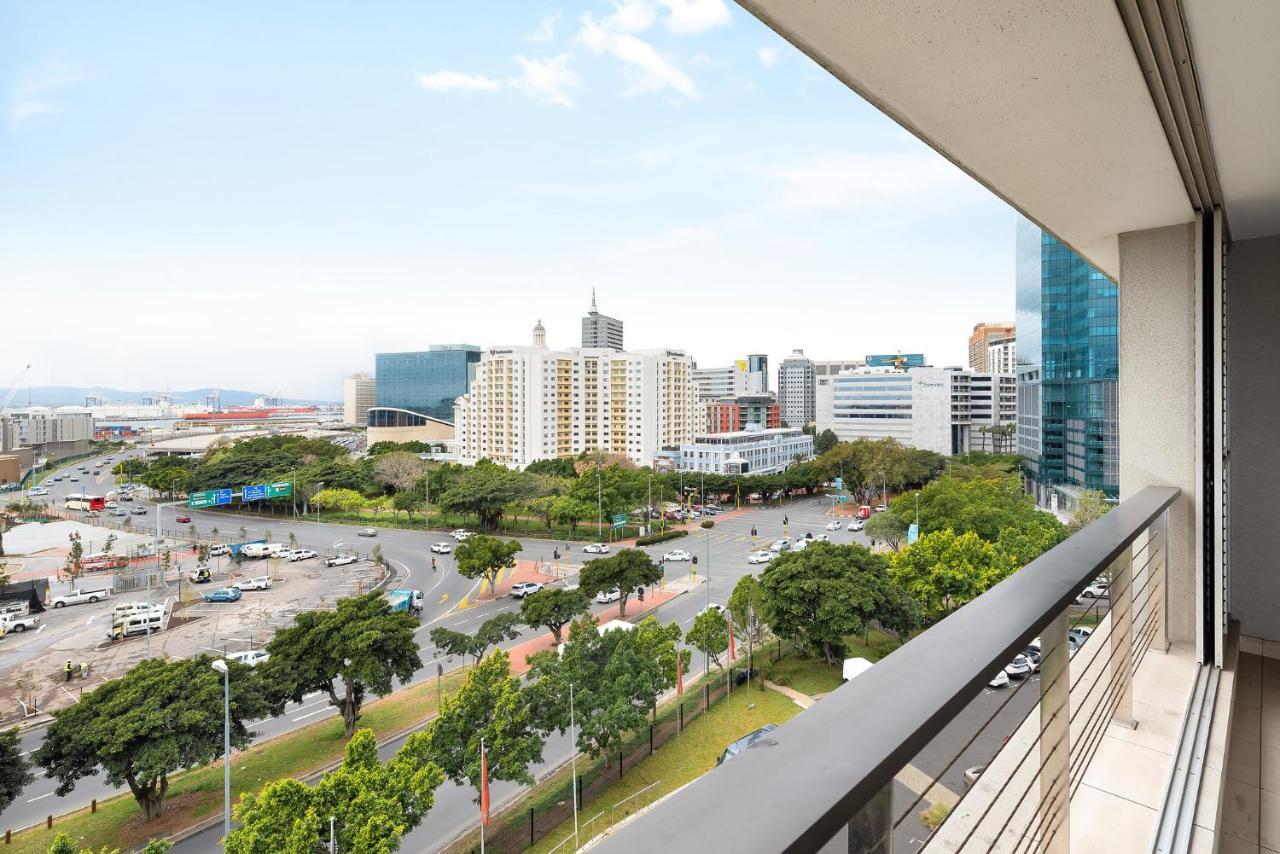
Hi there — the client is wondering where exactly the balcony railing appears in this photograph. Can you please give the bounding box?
[593,485,1178,853]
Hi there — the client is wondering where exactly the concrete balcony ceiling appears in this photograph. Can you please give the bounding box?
[739,0,1280,275]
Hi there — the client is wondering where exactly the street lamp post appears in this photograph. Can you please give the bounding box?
[211,658,231,842]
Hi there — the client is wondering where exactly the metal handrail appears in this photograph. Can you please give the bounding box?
[592,485,1179,853]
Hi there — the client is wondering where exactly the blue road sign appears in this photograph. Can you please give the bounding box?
[215,488,232,506]
[242,484,267,502]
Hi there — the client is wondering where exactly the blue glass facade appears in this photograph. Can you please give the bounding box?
[1016,218,1119,499]
[374,346,480,424]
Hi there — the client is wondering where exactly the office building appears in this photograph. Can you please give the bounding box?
[705,395,781,434]
[342,372,375,426]
[693,356,769,403]
[454,321,695,468]
[777,350,816,428]
[968,321,1017,371]
[746,355,769,394]
[987,338,1017,374]
[0,409,94,462]
[1016,217,1119,503]
[815,366,1015,456]
[581,290,624,350]
[678,425,813,475]
[373,345,480,424]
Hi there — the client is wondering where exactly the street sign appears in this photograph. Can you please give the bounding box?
[242,484,267,502]
[612,513,626,529]
[189,490,217,509]
[266,482,292,499]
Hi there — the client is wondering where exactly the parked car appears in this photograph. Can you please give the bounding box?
[51,587,111,608]
[768,538,791,553]
[1005,653,1034,679]
[1077,580,1109,599]
[663,549,692,562]
[450,529,472,541]
[875,504,888,512]
[203,588,242,603]
[130,506,147,515]
[288,548,317,562]
[357,528,378,537]
[110,612,163,639]
[104,500,117,508]
[325,554,359,567]
[825,520,843,531]
[111,509,128,517]
[988,670,1010,688]
[595,587,622,604]
[792,539,809,552]
[746,550,774,565]
[1069,626,1094,646]
[510,582,544,599]
[188,567,212,584]
[233,576,272,591]
[0,613,40,633]
[717,724,778,766]
[208,544,230,557]
[431,542,453,554]
[583,543,610,554]
[699,603,726,617]
[226,650,270,668]
[175,514,191,524]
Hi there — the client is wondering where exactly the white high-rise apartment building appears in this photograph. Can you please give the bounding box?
[343,372,376,426]
[454,323,696,469]
[815,366,1016,456]
[987,338,1017,375]
[777,350,816,428]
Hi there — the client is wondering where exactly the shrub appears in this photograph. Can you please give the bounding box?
[635,529,689,547]
[921,801,951,831]
[700,520,714,529]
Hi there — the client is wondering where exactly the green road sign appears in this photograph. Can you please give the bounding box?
[612,513,626,529]
[189,490,218,509]
[265,482,293,499]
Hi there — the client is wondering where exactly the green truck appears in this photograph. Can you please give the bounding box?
[386,588,424,617]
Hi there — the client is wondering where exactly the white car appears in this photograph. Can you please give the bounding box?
[825,520,843,531]
[875,504,888,513]
[105,500,118,508]
[769,538,791,553]
[510,582,543,599]
[663,549,692,562]
[792,539,809,552]
[1077,580,1109,599]
[450,529,472,541]
[29,487,49,497]
[814,533,829,542]
[289,549,317,561]
[583,543,610,554]
[431,542,453,554]
[324,554,359,567]
[226,650,270,668]
[988,670,1010,688]
[746,551,774,565]
[699,603,726,617]
[234,576,272,591]
[595,587,622,604]
[847,521,864,532]
[208,544,230,557]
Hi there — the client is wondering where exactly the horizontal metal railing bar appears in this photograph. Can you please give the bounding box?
[592,485,1179,854]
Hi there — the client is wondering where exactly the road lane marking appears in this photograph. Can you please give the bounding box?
[292,707,336,722]
[26,791,55,802]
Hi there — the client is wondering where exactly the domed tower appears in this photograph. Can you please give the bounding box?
[533,319,547,348]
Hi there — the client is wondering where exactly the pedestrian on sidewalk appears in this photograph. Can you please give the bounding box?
[79,662,88,679]
[64,660,73,682]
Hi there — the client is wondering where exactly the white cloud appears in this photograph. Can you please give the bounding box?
[606,0,658,33]
[415,70,502,92]
[509,54,579,107]
[578,15,699,101]
[10,58,81,127]
[767,151,984,214]
[757,46,779,69]
[656,0,731,35]
[526,10,562,43]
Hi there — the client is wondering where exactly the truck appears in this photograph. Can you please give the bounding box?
[0,613,40,634]
[240,543,279,559]
[386,588,424,617]
[50,587,112,608]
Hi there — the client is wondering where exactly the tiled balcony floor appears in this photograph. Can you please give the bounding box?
[1216,651,1280,853]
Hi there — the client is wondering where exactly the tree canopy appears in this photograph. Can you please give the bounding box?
[890,528,1018,615]
[0,726,32,814]
[892,474,1066,547]
[578,548,662,617]
[263,592,422,737]
[687,609,730,670]
[520,588,591,644]
[453,534,522,591]
[429,612,523,665]
[1068,489,1112,532]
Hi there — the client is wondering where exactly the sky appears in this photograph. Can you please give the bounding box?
[1,0,1016,401]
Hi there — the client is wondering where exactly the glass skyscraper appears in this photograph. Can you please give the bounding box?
[373,345,480,424]
[1016,217,1119,503]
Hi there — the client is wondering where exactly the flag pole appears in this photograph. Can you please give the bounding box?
[571,683,580,849]
[480,737,488,854]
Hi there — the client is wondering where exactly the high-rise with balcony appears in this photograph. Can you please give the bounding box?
[968,321,1016,371]
[777,349,816,428]
[580,290,624,350]
[342,372,375,426]
[1016,217,1119,504]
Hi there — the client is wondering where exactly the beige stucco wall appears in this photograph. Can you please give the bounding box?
[366,421,453,447]
[1118,221,1199,648]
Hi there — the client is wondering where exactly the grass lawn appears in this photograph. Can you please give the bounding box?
[524,685,804,854]
[757,628,903,698]
[6,667,470,854]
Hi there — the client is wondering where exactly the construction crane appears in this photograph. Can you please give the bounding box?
[0,364,31,416]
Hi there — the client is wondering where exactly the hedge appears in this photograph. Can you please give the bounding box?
[635,529,690,547]
[700,520,714,529]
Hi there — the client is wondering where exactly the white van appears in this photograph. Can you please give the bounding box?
[226,649,270,668]
[109,612,163,638]
[113,602,160,620]
[240,544,273,559]
[264,543,288,556]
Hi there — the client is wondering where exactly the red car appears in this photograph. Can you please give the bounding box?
[175,514,192,523]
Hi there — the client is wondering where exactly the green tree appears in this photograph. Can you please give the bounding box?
[1069,489,1111,533]
[727,573,765,642]
[225,729,444,854]
[687,608,730,670]
[65,533,83,577]
[263,592,422,737]
[102,533,117,557]
[48,836,172,854]
[759,543,913,664]
[0,726,33,813]
[524,457,578,478]
[372,544,385,568]
[392,490,423,518]
[526,495,559,531]
[865,512,908,551]
[519,587,590,644]
[412,650,543,798]
[891,475,1066,547]
[890,529,1018,615]
[454,534,522,592]
[429,612,523,665]
[813,429,839,456]
[578,548,661,618]
[311,488,367,514]
[550,495,593,534]
[35,657,268,821]
[436,463,531,530]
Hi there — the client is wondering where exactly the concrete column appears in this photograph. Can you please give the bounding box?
[1040,610,1071,854]
[1118,222,1199,649]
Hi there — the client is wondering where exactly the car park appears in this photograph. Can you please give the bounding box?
[825,520,843,531]
[583,543,610,554]
[203,588,242,603]
[431,542,453,554]
[175,514,191,524]
[510,582,543,599]
[746,551,774,565]
[325,554,359,567]
[595,587,622,604]
[288,548,317,561]
[233,576,272,591]
[663,549,692,562]
[227,650,270,668]
[357,528,378,537]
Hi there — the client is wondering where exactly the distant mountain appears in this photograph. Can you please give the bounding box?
[14,386,331,407]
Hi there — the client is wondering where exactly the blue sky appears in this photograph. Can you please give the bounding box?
[2,1,1015,400]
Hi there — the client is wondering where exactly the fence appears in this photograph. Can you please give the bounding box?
[473,666,752,853]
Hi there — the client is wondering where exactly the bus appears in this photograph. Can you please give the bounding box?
[65,494,106,512]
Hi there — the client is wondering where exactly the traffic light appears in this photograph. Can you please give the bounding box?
[692,555,698,565]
